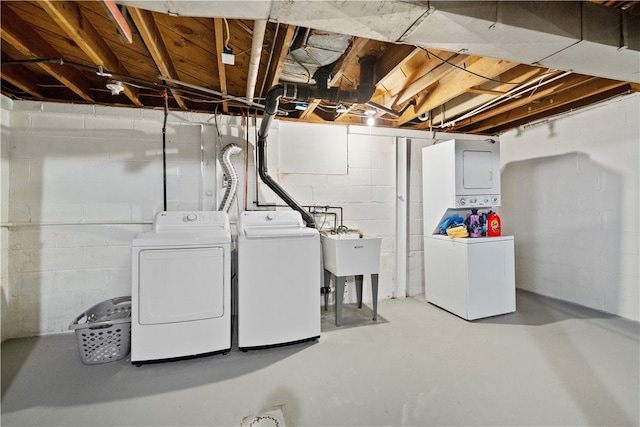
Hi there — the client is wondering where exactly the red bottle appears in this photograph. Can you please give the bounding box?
[486,211,501,237]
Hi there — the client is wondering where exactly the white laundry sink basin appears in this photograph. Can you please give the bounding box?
[321,234,381,276]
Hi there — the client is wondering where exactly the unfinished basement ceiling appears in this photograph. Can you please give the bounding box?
[1,1,639,135]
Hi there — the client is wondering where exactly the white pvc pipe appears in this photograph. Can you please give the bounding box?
[246,20,268,104]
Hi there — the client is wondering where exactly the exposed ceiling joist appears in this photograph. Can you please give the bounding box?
[41,0,142,107]
[375,45,422,86]
[397,58,519,126]
[489,83,633,134]
[98,0,133,44]
[261,24,296,97]
[1,4,94,103]
[464,78,629,133]
[0,63,46,99]
[454,73,593,130]
[1,1,637,135]
[213,18,229,113]
[127,6,188,110]
[392,51,465,107]
[298,99,322,120]
[328,37,370,88]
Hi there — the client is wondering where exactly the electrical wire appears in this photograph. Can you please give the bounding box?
[223,18,231,50]
[418,47,524,85]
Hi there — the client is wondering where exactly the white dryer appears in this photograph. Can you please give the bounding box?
[237,210,321,350]
[131,211,231,363]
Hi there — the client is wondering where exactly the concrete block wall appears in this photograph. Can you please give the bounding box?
[500,93,640,321]
[1,100,225,338]
[1,96,11,340]
[1,98,402,338]
[278,126,397,304]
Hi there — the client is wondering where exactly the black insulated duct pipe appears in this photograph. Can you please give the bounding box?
[257,56,377,228]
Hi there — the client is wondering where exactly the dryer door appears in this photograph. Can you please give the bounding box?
[138,247,224,325]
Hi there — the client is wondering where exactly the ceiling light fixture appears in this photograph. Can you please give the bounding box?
[106,80,124,95]
[365,108,376,126]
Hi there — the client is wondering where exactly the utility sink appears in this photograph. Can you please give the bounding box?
[321,233,381,277]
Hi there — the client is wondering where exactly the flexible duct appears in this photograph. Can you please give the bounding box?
[218,143,242,212]
[257,56,376,228]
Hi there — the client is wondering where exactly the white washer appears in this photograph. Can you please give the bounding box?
[237,210,321,350]
[131,211,231,363]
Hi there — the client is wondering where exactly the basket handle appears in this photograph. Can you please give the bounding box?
[68,296,132,330]
[69,316,131,330]
[110,296,131,306]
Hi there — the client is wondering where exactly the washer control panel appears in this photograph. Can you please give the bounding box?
[455,194,500,208]
[153,211,230,231]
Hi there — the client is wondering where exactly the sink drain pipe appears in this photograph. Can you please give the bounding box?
[257,56,376,228]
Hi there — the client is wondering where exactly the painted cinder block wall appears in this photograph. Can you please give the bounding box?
[499,93,639,321]
[0,98,399,339]
[1,92,638,339]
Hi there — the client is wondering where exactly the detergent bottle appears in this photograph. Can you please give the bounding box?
[468,209,483,238]
[486,210,501,237]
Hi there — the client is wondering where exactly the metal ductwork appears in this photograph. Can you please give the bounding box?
[257,56,376,228]
[119,1,640,83]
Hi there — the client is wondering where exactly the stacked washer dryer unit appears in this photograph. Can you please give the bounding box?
[237,210,321,350]
[422,138,515,320]
[131,211,231,363]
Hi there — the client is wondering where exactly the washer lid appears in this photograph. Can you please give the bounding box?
[132,211,231,246]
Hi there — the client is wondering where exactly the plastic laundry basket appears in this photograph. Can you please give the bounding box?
[69,296,132,365]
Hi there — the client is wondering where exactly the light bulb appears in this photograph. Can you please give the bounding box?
[367,116,375,126]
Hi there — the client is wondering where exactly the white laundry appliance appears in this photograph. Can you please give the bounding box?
[131,211,231,363]
[237,210,321,350]
[423,138,515,320]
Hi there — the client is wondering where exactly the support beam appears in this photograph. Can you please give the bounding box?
[1,5,94,103]
[41,0,142,107]
[127,7,187,110]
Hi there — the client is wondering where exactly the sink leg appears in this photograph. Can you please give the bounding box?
[355,275,364,308]
[323,269,331,311]
[371,273,379,321]
[335,275,345,327]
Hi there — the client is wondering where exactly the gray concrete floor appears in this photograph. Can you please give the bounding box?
[2,290,639,426]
